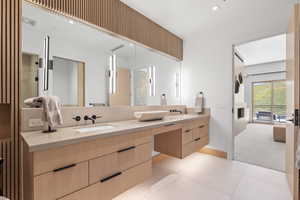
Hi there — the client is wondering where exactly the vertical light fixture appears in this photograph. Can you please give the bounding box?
[149,66,156,96]
[43,35,50,91]
[109,54,117,94]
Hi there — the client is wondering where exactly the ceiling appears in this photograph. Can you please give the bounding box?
[121,0,298,42]
[236,34,286,66]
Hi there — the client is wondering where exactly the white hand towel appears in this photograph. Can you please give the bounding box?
[195,92,204,113]
[24,96,63,128]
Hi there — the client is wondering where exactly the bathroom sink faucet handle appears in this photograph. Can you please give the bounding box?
[84,115,95,124]
[72,116,81,122]
[91,115,102,120]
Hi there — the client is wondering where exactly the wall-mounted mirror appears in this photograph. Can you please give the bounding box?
[21,1,182,107]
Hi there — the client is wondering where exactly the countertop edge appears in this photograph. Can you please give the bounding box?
[22,114,210,152]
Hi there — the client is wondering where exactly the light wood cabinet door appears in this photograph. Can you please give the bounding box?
[34,162,89,200]
[33,131,152,176]
[121,160,152,192]
[182,142,195,158]
[118,142,152,171]
[194,136,209,151]
[60,161,152,200]
[60,172,123,200]
[192,124,209,140]
[89,143,152,184]
[182,128,193,144]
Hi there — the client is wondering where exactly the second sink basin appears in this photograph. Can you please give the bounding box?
[75,125,115,133]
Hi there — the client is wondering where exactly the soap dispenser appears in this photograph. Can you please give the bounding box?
[160,93,167,106]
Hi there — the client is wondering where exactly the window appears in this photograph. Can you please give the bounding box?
[252,80,286,123]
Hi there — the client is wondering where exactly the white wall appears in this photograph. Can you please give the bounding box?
[182,33,233,152]
[181,29,287,154]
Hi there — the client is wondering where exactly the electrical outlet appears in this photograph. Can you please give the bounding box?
[29,118,44,127]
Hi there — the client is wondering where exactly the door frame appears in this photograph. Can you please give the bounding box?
[230,36,288,160]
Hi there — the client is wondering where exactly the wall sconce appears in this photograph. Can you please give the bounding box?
[148,66,156,96]
[109,54,117,94]
[43,35,50,91]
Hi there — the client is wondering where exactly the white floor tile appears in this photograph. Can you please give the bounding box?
[114,153,292,200]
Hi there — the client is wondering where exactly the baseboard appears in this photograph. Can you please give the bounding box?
[198,147,227,159]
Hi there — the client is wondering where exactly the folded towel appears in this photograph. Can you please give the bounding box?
[195,92,204,113]
[24,96,63,128]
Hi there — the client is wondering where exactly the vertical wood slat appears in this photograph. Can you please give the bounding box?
[28,0,183,60]
[0,0,2,103]
[0,0,20,199]
[25,0,183,60]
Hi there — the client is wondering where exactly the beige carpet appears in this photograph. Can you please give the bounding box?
[234,123,285,172]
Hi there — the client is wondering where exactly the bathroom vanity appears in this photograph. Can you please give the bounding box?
[22,113,209,200]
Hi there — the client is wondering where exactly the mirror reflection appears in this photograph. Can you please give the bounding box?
[21,1,182,107]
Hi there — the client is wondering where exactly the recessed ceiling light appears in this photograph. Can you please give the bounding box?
[68,20,74,24]
[212,5,220,11]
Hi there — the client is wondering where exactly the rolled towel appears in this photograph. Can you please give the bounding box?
[195,92,204,113]
[24,96,63,128]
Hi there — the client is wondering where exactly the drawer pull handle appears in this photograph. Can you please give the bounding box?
[185,129,192,133]
[53,164,76,172]
[194,138,201,141]
[118,146,136,153]
[165,123,176,127]
[199,125,205,128]
[100,172,122,183]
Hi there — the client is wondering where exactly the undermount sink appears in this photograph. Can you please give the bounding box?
[75,125,115,133]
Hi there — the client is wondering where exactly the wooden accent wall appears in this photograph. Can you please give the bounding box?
[0,0,21,199]
[26,0,183,60]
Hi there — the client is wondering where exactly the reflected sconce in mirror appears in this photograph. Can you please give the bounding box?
[175,72,181,98]
[109,54,117,94]
[43,35,53,91]
[149,66,156,96]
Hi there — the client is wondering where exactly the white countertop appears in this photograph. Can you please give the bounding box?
[21,114,210,152]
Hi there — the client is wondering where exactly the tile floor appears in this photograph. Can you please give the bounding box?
[235,123,285,171]
[114,153,292,200]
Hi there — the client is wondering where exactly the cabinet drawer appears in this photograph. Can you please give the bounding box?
[34,162,88,200]
[182,128,193,144]
[152,123,182,135]
[182,142,195,158]
[89,143,152,184]
[192,124,209,140]
[33,130,152,175]
[194,136,209,150]
[60,161,152,200]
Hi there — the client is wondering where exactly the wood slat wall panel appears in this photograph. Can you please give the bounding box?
[0,0,21,199]
[26,0,183,60]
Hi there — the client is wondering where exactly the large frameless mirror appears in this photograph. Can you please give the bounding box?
[21,1,182,107]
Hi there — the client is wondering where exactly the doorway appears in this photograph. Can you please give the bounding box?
[232,34,287,171]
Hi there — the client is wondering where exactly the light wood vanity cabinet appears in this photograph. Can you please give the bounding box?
[24,130,153,200]
[23,115,210,200]
[155,118,209,159]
